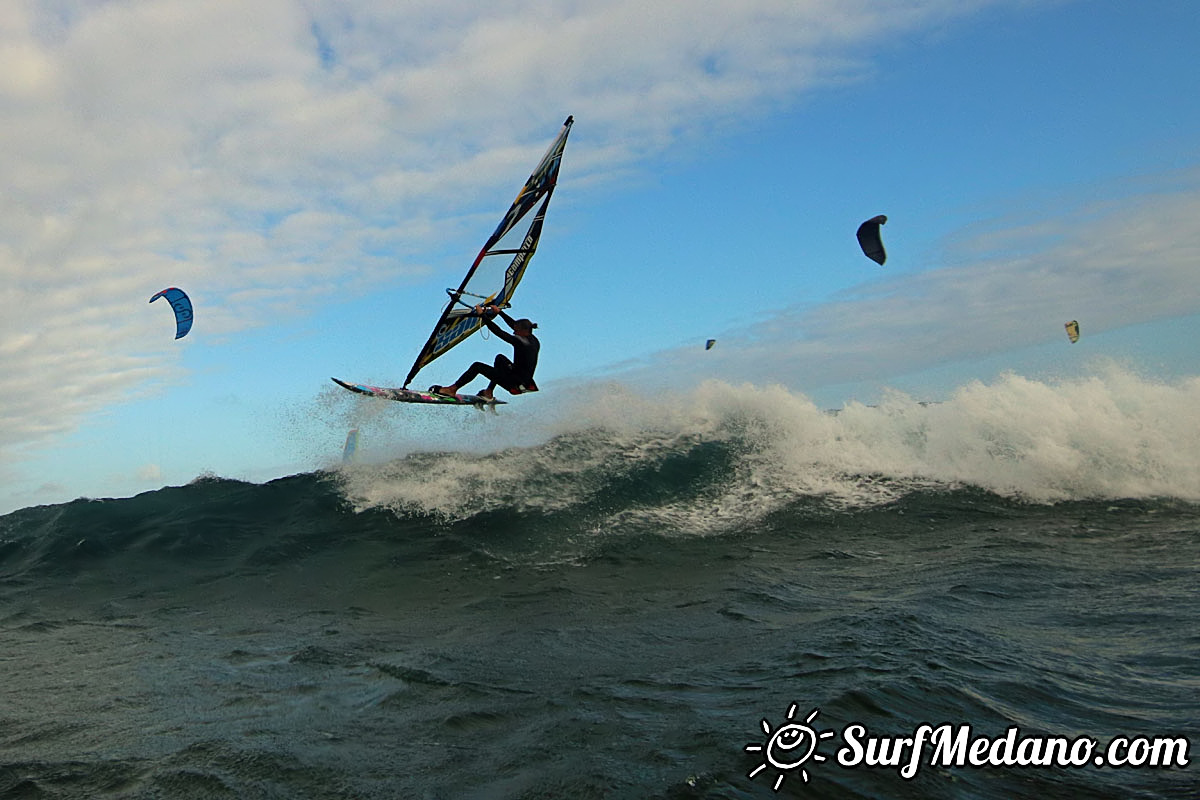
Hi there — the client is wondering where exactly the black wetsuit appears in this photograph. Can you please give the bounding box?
[453,321,540,393]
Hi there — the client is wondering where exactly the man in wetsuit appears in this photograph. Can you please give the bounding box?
[432,306,540,400]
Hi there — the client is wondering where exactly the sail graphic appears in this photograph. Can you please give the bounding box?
[403,116,573,388]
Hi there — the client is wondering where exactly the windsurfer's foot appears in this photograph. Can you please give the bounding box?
[477,388,494,400]
[432,384,457,397]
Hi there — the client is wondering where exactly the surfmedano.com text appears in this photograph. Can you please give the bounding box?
[837,723,1190,780]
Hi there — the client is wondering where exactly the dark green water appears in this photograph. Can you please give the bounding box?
[1,425,1196,799]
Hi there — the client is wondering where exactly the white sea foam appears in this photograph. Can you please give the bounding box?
[337,366,1200,527]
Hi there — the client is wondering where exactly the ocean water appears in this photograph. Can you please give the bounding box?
[2,373,1198,799]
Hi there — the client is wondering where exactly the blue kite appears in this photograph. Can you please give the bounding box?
[149,287,193,339]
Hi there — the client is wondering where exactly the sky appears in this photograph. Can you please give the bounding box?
[2,0,1199,514]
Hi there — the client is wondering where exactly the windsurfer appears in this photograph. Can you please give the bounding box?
[432,306,540,400]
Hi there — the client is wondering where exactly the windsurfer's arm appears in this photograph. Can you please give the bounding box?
[494,308,518,329]
[486,318,519,345]
[480,308,519,344]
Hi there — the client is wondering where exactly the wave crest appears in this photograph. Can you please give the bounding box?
[338,368,1200,532]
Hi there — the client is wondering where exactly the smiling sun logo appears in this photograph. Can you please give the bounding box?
[745,704,836,791]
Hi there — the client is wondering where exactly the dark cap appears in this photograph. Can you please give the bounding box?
[515,318,537,330]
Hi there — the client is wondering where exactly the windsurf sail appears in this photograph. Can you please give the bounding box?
[705,339,716,350]
[403,116,574,388]
[342,428,360,463]
[1065,320,1080,343]
[149,287,193,339]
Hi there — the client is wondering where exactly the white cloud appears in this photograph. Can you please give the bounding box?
[0,0,1031,465]
[639,177,1200,390]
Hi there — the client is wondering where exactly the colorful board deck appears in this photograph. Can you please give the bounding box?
[332,378,505,407]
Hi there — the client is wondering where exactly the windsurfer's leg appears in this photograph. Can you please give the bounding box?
[434,361,486,396]
[479,355,511,398]
[480,355,513,398]
[449,361,506,395]
[453,363,483,390]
